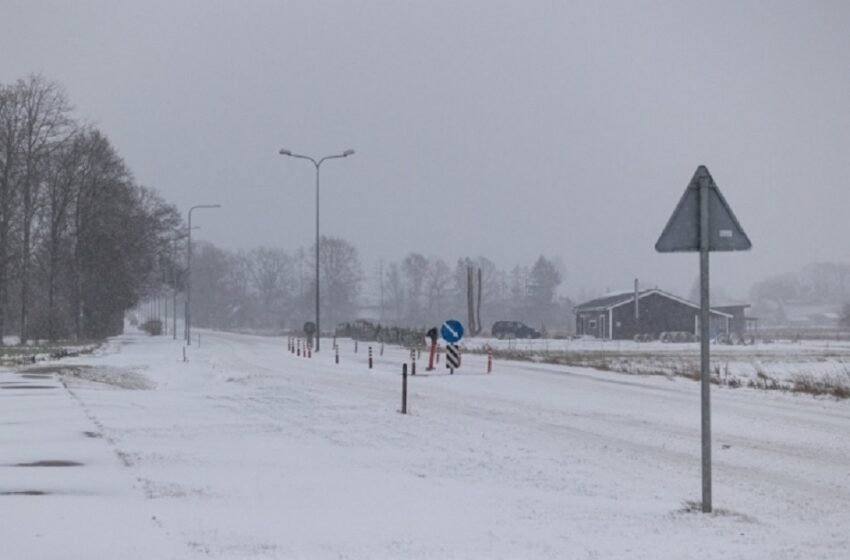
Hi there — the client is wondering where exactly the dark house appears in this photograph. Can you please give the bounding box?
[574,289,736,340]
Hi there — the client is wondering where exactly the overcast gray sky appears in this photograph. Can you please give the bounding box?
[3,0,849,301]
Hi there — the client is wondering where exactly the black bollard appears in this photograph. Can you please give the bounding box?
[401,363,408,414]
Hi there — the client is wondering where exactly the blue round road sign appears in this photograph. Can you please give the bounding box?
[440,320,464,343]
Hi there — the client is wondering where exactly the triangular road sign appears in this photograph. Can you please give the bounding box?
[655,166,752,253]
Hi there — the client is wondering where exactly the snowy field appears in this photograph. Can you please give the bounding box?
[467,336,850,388]
[1,329,849,559]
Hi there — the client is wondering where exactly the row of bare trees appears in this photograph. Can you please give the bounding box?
[186,242,571,335]
[188,236,363,333]
[376,254,570,333]
[0,75,180,343]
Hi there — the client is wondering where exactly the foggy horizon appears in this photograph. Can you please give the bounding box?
[4,1,849,303]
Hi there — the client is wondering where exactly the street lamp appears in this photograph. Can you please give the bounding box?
[186,204,221,346]
[278,148,355,352]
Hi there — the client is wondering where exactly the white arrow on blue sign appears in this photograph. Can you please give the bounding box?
[440,320,464,343]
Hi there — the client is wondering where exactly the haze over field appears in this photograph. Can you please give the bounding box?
[3,1,849,300]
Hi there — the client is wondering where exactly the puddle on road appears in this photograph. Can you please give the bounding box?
[83,431,102,439]
[20,374,52,380]
[14,460,84,467]
[1,385,55,390]
[0,490,50,496]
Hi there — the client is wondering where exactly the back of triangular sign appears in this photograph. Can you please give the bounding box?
[655,166,752,253]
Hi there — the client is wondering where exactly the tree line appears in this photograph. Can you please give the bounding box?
[188,239,573,335]
[0,75,180,343]
[748,262,850,327]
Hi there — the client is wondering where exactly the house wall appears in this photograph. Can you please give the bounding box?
[576,311,609,337]
[610,293,729,340]
[576,294,732,340]
[576,293,733,340]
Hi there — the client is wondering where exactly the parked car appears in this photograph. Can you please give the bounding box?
[491,321,541,339]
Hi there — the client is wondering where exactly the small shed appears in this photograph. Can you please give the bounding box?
[573,289,735,340]
[712,304,755,334]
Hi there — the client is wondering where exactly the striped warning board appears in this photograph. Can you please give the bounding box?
[446,343,460,370]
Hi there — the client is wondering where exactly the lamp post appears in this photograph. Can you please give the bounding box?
[186,204,221,346]
[278,148,354,352]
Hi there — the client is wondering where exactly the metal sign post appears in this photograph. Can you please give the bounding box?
[656,165,751,513]
[445,343,460,374]
[698,177,712,513]
[441,320,464,374]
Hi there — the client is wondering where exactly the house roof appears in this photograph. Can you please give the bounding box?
[573,290,647,312]
[574,288,734,318]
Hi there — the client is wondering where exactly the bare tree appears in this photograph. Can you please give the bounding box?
[424,257,451,325]
[0,84,21,344]
[307,236,362,331]
[402,253,428,323]
[13,76,74,343]
[248,247,293,328]
[40,129,83,339]
[385,262,404,325]
[69,129,130,339]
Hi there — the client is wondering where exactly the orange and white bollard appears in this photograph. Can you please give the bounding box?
[487,349,492,374]
[335,345,339,364]
[297,339,301,357]
[368,346,373,369]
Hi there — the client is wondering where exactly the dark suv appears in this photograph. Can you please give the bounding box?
[491,321,541,339]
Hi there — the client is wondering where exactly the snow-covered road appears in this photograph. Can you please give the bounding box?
[2,329,848,558]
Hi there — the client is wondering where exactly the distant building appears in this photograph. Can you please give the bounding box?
[712,304,758,335]
[573,289,745,340]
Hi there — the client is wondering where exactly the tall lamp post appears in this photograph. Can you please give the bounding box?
[279,148,354,352]
[186,204,221,346]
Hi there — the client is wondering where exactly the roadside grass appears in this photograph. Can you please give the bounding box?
[0,341,100,366]
[790,372,850,399]
[470,346,850,400]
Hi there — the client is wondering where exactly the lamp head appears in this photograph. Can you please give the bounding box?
[342,149,355,157]
[279,148,293,156]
